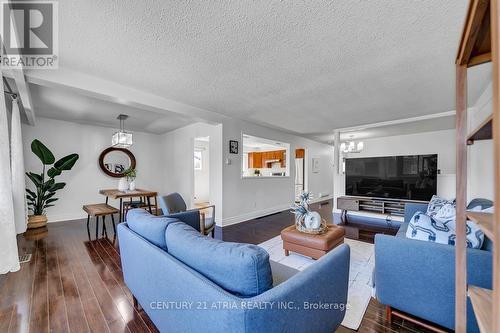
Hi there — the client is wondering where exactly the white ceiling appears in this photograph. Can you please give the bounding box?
[311,115,456,143]
[243,134,289,153]
[19,1,492,140]
[27,83,194,134]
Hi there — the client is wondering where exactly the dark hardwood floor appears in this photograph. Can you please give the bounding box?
[219,199,399,244]
[0,208,435,333]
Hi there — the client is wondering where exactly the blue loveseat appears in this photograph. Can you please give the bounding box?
[118,209,350,333]
[375,200,493,333]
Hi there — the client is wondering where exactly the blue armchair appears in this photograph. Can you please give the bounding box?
[158,192,215,237]
[375,200,493,332]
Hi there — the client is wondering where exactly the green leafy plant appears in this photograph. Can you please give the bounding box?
[123,167,137,181]
[26,139,79,216]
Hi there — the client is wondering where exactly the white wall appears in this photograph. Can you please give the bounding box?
[161,122,223,223]
[194,140,210,202]
[333,129,457,211]
[22,117,163,222]
[159,119,333,226]
[468,82,493,201]
[222,118,334,226]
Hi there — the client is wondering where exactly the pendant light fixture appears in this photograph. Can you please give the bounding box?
[112,114,133,148]
[340,141,364,154]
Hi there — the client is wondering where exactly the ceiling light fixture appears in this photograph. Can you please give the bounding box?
[112,114,133,148]
[340,140,364,154]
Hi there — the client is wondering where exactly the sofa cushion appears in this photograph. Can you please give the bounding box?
[166,222,273,297]
[126,208,178,250]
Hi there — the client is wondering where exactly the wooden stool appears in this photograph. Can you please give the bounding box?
[83,204,119,239]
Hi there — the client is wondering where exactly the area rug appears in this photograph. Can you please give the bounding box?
[258,236,374,330]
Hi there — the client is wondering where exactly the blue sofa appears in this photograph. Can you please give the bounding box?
[118,209,350,333]
[375,200,493,333]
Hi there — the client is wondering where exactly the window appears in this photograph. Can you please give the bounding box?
[242,134,290,178]
[194,151,202,170]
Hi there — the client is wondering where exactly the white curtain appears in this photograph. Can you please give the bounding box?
[0,81,20,274]
[11,99,27,234]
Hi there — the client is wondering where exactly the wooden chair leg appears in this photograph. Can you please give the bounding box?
[386,305,392,323]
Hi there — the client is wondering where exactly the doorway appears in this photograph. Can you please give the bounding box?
[295,148,305,201]
[194,137,210,206]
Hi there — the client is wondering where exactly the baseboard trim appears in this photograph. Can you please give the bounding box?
[45,213,89,223]
[221,195,333,227]
[46,195,334,226]
[222,204,291,227]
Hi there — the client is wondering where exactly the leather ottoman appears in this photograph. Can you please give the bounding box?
[280,224,345,260]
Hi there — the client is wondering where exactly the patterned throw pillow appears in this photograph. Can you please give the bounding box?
[426,195,455,217]
[456,220,484,249]
[406,211,484,249]
[406,212,454,244]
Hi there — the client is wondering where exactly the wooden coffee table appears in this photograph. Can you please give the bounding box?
[280,224,345,259]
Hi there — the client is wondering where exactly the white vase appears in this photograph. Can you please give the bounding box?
[129,180,136,191]
[118,177,128,191]
[304,211,321,229]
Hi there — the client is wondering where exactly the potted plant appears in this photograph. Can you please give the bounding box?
[25,139,79,229]
[124,167,137,190]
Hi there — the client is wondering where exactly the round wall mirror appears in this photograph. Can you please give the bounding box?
[98,147,136,178]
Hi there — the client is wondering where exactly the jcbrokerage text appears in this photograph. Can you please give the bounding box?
[149,301,349,312]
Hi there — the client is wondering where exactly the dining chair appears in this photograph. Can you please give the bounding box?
[123,196,147,218]
[158,192,215,237]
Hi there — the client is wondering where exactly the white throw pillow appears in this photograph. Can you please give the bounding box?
[434,203,456,224]
[426,195,455,217]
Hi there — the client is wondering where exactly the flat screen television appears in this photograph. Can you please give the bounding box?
[345,154,437,201]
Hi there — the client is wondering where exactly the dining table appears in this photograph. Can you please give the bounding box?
[99,188,158,222]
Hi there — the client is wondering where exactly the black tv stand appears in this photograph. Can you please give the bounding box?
[337,196,428,222]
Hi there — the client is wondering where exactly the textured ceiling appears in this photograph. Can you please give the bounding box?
[311,115,456,143]
[28,83,194,134]
[51,0,490,137]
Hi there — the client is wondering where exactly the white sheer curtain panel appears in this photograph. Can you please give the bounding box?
[0,85,20,274]
[11,99,27,234]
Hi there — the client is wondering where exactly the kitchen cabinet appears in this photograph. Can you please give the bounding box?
[248,150,286,168]
[248,152,263,168]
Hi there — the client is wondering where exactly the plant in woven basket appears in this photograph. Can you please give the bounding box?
[25,139,79,228]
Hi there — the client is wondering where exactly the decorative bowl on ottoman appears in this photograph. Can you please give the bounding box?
[291,192,327,234]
